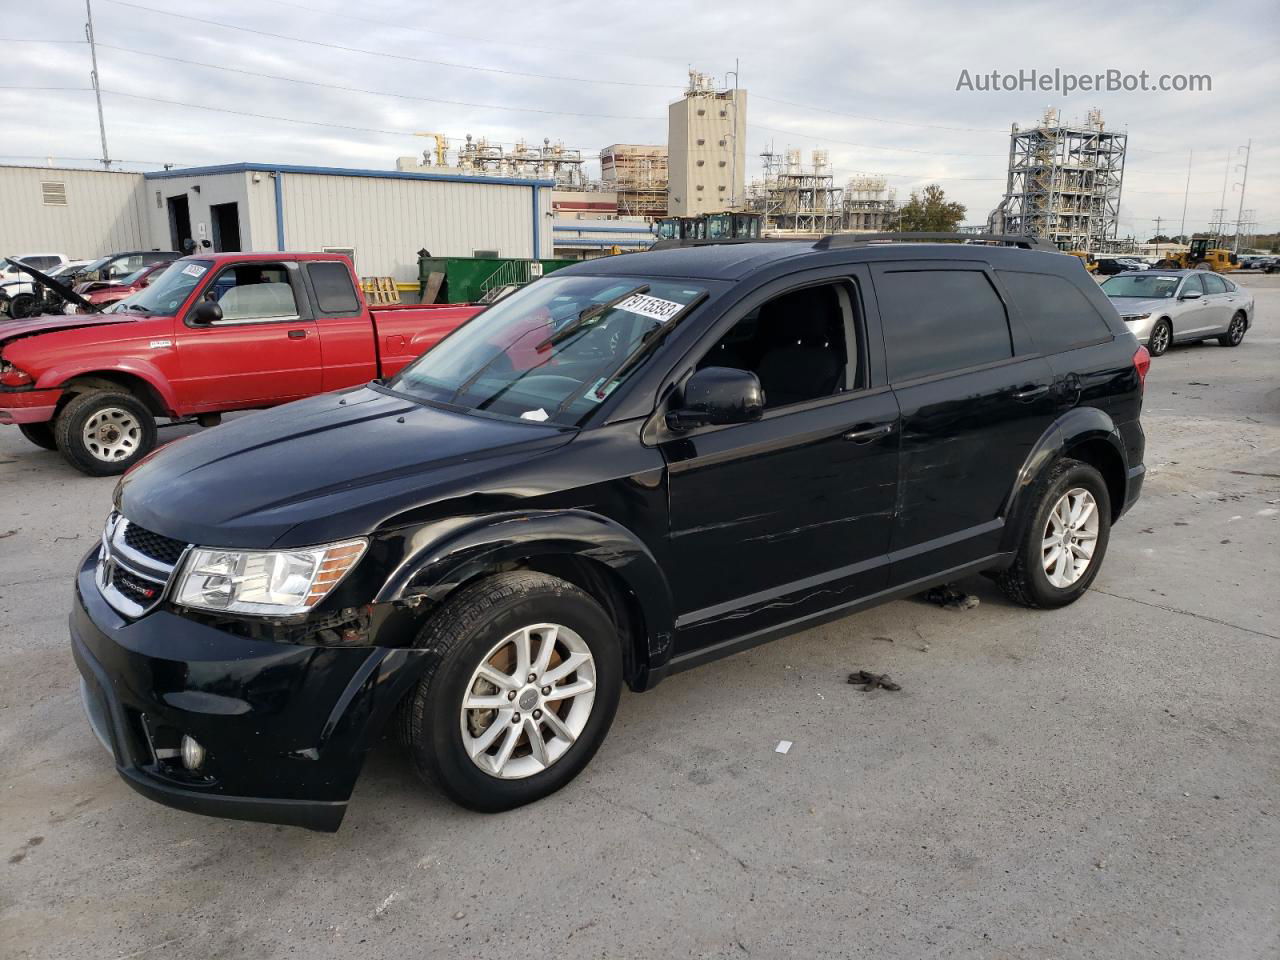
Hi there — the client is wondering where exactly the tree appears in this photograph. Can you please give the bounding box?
[889,184,966,232]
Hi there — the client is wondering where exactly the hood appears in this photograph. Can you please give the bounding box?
[117,385,575,549]
[1105,296,1173,317]
[0,312,137,348]
[2,258,100,313]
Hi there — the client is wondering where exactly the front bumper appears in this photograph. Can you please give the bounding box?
[70,551,428,831]
[0,387,61,424]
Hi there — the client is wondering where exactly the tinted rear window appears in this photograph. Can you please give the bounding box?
[997,270,1112,354]
[877,269,1012,381]
[307,261,359,313]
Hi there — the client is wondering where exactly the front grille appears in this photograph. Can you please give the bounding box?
[96,514,188,619]
[122,522,187,566]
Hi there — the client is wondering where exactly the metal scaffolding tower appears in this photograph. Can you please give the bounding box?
[747,148,843,234]
[1002,107,1127,251]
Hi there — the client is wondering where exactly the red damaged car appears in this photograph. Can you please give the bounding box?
[69,260,176,313]
[0,253,482,475]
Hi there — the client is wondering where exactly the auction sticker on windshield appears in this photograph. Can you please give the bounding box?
[181,264,207,278]
[616,293,684,323]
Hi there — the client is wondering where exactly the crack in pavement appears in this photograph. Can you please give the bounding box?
[1092,588,1280,641]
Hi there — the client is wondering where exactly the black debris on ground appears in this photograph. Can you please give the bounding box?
[922,583,980,610]
[848,670,901,692]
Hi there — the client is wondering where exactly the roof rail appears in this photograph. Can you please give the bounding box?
[647,236,802,251]
[812,232,1059,252]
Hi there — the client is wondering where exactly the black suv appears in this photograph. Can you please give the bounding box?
[71,234,1148,831]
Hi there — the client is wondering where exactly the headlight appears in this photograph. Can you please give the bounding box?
[1120,313,1151,323]
[174,539,367,617]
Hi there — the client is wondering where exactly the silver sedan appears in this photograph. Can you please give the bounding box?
[1100,270,1254,357]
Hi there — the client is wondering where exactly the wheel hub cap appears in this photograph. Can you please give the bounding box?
[82,408,140,462]
[1042,487,1100,588]
[460,623,596,780]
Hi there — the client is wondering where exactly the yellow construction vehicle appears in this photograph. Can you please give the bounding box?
[1154,237,1239,273]
[1067,250,1098,273]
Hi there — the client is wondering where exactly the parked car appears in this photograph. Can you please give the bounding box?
[64,259,176,313]
[0,253,482,474]
[65,250,181,286]
[1100,269,1254,357]
[1094,256,1148,276]
[69,234,1148,831]
[1,253,71,318]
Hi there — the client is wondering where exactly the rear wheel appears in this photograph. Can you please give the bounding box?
[402,571,622,812]
[53,389,157,476]
[1218,312,1247,347]
[18,422,57,451]
[997,458,1111,609]
[1148,318,1172,357]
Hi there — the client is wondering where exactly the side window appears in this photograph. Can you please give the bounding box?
[877,269,1012,382]
[306,262,360,314]
[204,264,299,323]
[1201,274,1226,295]
[30,256,61,270]
[697,281,856,409]
[1180,274,1204,296]
[997,270,1112,354]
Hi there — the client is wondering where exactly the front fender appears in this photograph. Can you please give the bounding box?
[36,356,179,414]
[1001,405,1127,548]
[376,510,676,667]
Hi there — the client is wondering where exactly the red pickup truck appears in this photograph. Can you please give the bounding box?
[0,253,481,475]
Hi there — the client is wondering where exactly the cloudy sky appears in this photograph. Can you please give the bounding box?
[2,0,1276,240]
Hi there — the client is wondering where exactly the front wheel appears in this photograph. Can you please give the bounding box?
[8,293,36,319]
[53,389,158,476]
[997,458,1112,609]
[1148,318,1173,357]
[1218,312,1247,347]
[402,571,623,812]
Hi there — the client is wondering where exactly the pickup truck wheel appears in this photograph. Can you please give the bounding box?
[54,390,157,477]
[401,571,622,812]
[9,293,36,319]
[18,423,58,451]
[996,458,1111,609]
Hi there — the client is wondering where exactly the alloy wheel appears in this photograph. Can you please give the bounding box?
[1150,322,1171,355]
[1042,487,1100,588]
[1228,315,1245,345]
[82,407,141,463]
[459,623,596,780]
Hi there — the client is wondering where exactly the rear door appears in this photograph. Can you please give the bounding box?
[870,260,1056,584]
[174,260,323,410]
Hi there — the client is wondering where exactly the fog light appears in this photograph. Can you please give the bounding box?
[180,735,206,771]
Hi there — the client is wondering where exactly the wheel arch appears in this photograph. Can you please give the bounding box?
[45,366,174,419]
[376,510,676,691]
[1002,407,1130,550]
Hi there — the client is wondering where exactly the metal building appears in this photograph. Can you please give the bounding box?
[1000,108,1127,251]
[747,149,843,235]
[0,162,553,283]
[667,71,747,217]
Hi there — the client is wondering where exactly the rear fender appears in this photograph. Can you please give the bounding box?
[376,510,676,669]
[1000,406,1127,552]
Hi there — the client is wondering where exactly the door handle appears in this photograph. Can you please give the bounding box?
[842,422,894,443]
[288,329,307,339]
[1013,383,1050,402]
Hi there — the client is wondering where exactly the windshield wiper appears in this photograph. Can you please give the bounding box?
[535,284,649,351]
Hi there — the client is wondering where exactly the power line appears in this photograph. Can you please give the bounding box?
[754,123,1006,158]
[94,42,666,121]
[101,0,681,90]
[754,94,1007,134]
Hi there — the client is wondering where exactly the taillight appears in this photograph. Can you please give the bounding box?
[1132,345,1150,392]
[0,362,34,387]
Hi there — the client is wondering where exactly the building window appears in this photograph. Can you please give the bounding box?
[718,185,727,191]
[696,108,705,116]
[696,138,705,146]
[696,160,705,167]
[719,139,727,147]
[719,160,727,167]
[40,181,67,206]
[696,185,705,191]
[719,110,727,118]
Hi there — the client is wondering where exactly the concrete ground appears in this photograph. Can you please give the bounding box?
[1,276,1277,960]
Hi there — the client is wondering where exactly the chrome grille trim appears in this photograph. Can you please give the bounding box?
[96,513,190,619]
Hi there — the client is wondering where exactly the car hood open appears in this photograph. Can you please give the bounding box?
[117,385,575,549]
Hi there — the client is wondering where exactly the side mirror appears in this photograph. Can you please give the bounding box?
[1179,290,1202,300]
[190,300,223,325]
[666,366,764,432]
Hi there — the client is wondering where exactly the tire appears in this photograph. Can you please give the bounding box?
[18,422,57,451]
[1194,261,1212,271]
[9,293,36,319]
[996,457,1112,609]
[1147,318,1173,357]
[401,571,623,812]
[1218,311,1247,347]
[53,389,157,476]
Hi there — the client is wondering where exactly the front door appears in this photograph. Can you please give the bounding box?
[662,275,900,655]
[1174,273,1215,337]
[174,261,322,410]
[870,261,1057,584]
[1198,273,1232,334]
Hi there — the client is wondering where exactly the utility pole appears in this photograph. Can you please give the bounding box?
[85,0,111,168]
[1178,150,1191,243]
[1232,139,1251,253]
[1151,216,1164,258]
[726,59,740,212]
[1216,150,1230,242]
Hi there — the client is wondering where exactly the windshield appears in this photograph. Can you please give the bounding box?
[112,259,211,315]
[1101,274,1181,299]
[388,274,706,426]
